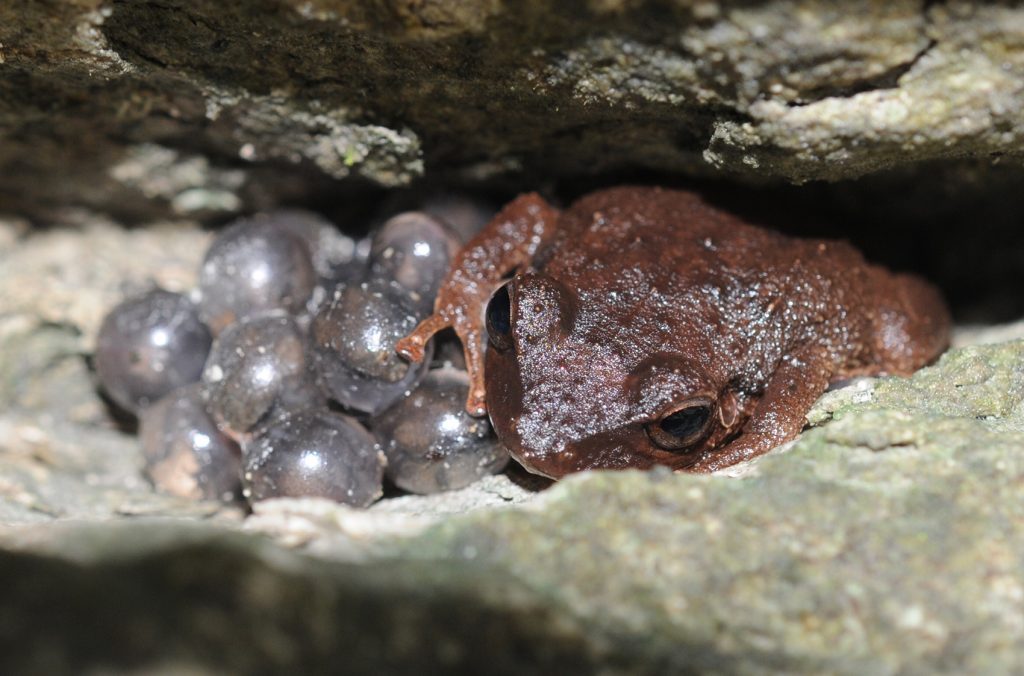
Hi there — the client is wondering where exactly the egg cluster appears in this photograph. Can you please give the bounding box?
[94,204,509,508]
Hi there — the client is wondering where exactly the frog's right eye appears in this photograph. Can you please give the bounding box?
[486,282,513,351]
[646,399,713,451]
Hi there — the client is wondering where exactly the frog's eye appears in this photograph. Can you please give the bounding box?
[646,399,713,451]
[486,282,513,351]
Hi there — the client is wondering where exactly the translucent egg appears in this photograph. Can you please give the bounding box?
[373,367,509,494]
[242,408,385,507]
[94,288,212,414]
[198,218,316,333]
[139,383,242,502]
[421,193,495,243]
[264,208,359,282]
[309,279,432,416]
[368,211,460,313]
[202,314,319,438]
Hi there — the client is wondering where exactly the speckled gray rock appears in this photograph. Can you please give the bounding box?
[4,1,1024,220]
[705,2,1024,182]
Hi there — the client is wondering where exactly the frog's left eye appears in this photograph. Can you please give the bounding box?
[646,399,713,451]
[486,282,513,351]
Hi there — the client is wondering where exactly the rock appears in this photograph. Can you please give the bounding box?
[0,218,208,349]
[3,1,1024,219]
[0,519,616,674]
[706,2,1024,181]
[386,341,1024,673]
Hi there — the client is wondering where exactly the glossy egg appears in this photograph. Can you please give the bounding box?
[309,280,432,416]
[368,211,460,313]
[373,368,508,494]
[94,288,212,414]
[265,208,359,282]
[202,314,319,438]
[198,217,316,333]
[139,383,242,502]
[421,193,495,243]
[242,409,385,507]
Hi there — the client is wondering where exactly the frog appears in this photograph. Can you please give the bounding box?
[396,187,951,478]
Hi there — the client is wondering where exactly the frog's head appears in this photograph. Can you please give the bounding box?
[483,271,745,478]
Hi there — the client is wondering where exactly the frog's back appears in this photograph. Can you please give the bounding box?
[537,186,845,293]
[535,185,949,378]
[539,187,802,273]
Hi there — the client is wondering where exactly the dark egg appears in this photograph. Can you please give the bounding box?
[202,314,319,438]
[139,383,242,502]
[421,193,495,243]
[309,279,432,416]
[97,196,514,512]
[94,288,212,414]
[368,211,460,313]
[198,217,316,333]
[242,409,385,507]
[373,367,509,494]
[263,208,359,282]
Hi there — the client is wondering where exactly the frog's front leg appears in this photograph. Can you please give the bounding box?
[682,345,834,472]
[396,193,560,416]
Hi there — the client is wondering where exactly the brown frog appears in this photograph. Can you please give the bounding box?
[396,187,950,477]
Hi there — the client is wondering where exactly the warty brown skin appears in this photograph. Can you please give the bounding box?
[397,187,951,478]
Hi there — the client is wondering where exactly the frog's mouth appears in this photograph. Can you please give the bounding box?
[483,366,578,479]
[482,364,582,479]
[491,404,662,479]
[506,450,561,480]
[506,433,671,479]
[497,432,582,479]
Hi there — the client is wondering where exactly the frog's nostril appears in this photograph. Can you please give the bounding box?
[514,273,578,343]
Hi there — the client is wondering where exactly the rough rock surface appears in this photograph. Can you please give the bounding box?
[3,1,1024,220]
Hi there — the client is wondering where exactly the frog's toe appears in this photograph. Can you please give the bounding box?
[396,314,450,363]
[465,386,488,417]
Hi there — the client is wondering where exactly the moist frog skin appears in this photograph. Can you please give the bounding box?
[398,187,951,478]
